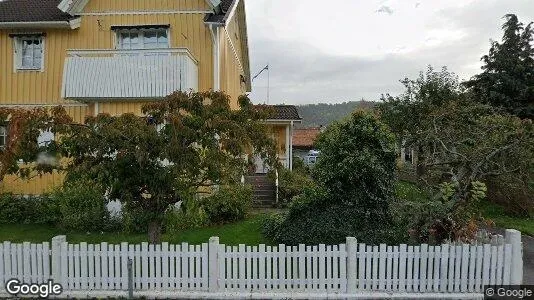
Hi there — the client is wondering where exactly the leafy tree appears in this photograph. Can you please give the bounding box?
[1,92,278,243]
[377,66,463,177]
[464,14,534,119]
[0,107,71,181]
[264,111,398,245]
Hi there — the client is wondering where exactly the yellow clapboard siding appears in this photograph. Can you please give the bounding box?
[0,14,214,105]
[0,0,253,194]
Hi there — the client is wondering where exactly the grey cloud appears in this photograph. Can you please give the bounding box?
[247,0,534,105]
[376,6,394,15]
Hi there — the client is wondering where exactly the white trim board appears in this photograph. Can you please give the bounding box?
[78,10,212,16]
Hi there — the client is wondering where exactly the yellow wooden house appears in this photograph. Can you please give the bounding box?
[0,0,300,194]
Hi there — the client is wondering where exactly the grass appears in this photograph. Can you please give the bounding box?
[478,201,534,236]
[0,213,271,245]
[395,181,431,203]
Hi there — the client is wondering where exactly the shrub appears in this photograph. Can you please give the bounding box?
[0,193,59,225]
[264,112,398,245]
[52,180,117,232]
[486,176,533,218]
[202,185,252,224]
[122,204,154,234]
[164,185,253,233]
[163,198,209,234]
[268,167,316,207]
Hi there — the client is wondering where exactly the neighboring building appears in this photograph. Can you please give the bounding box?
[293,127,321,166]
[253,105,302,173]
[0,0,290,194]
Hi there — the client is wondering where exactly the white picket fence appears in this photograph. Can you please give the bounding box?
[0,229,523,298]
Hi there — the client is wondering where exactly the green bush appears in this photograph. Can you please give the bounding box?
[121,204,154,234]
[164,185,252,233]
[268,167,316,207]
[202,185,252,224]
[0,194,59,225]
[52,180,118,232]
[163,198,209,234]
[264,112,398,245]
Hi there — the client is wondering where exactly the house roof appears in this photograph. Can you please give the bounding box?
[262,105,302,121]
[293,128,321,149]
[205,0,235,24]
[0,0,72,23]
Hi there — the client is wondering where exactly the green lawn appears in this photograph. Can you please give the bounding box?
[0,213,271,245]
[478,201,534,236]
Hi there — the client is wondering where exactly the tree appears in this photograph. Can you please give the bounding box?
[265,111,398,245]
[377,66,463,177]
[464,14,534,119]
[0,106,72,182]
[1,92,279,243]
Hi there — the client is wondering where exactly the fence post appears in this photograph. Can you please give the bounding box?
[505,229,522,284]
[208,237,220,292]
[346,237,357,294]
[51,235,66,283]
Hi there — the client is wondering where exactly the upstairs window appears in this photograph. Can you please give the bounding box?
[115,27,169,50]
[13,35,45,71]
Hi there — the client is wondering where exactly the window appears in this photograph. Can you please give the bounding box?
[0,126,7,148]
[404,147,414,164]
[116,28,169,50]
[15,35,44,71]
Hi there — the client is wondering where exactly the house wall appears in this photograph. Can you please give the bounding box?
[0,0,249,194]
[219,2,247,109]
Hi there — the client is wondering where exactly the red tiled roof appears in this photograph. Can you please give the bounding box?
[293,127,321,149]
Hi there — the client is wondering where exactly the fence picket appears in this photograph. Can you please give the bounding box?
[406,246,413,292]
[496,244,503,286]
[454,245,461,292]
[379,244,386,290]
[433,246,440,292]
[426,245,433,291]
[413,246,420,291]
[490,245,497,286]
[468,245,476,292]
[398,244,406,292]
[358,243,365,290]
[420,244,428,292]
[440,244,449,292]
[482,244,491,289]
[503,244,512,285]
[392,246,399,291]
[80,243,88,290]
[461,245,468,292]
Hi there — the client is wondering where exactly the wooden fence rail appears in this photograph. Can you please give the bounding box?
[0,229,523,297]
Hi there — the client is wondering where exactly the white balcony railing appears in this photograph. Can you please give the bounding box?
[61,48,198,100]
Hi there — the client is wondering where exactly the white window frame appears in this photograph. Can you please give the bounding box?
[0,125,7,149]
[114,27,170,50]
[13,35,45,72]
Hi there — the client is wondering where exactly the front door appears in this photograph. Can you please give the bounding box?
[254,155,268,174]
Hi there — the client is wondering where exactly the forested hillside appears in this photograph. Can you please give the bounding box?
[296,101,376,128]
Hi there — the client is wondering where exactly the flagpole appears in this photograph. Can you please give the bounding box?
[267,64,270,104]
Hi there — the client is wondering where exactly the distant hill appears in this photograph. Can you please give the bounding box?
[296,101,376,128]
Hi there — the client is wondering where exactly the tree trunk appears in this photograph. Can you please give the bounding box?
[148,221,162,244]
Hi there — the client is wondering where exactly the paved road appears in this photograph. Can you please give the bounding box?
[523,234,534,284]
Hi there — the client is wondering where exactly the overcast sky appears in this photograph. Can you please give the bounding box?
[245,0,534,105]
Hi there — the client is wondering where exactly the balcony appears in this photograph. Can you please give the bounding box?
[61,48,198,100]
